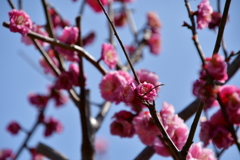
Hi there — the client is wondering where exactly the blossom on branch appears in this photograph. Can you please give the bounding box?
[114,11,127,27]
[147,11,162,29]
[8,9,32,36]
[6,121,21,135]
[28,93,49,109]
[196,0,213,29]
[137,82,157,101]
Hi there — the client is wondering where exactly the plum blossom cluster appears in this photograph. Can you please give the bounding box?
[48,7,69,29]
[110,102,189,157]
[196,0,213,29]
[193,54,228,109]
[99,69,160,111]
[146,11,162,55]
[200,110,234,149]
[199,85,240,149]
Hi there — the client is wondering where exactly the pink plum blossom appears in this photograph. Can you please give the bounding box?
[28,93,49,109]
[136,69,161,92]
[8,9,32,36]
[196,0,213,29]
[43,117,63,137]
[86,0,108,12]
[68,63,80,86]
[147,11,162,29]
[208,12,222,30]
[21,23,48,47]
[55,72,73,90]
[154,102,189,157]
[101,43,118,69]
[147,32,161,55]
[99,71,132,103]
[137,82,157,101]
[82,31,95,47]
[94,137,108,154]
[6,121,21,135]
[55,27,79,62]
[114,12,127,27]
[199,110,234,149]
[204,54,228,82]
[192,79,218,109]
[121,82,137,103]
[0,149,14,160]
[133,111,160,145]
[49,86,68,107]
[110,110,135,138]
[219,85,240,125]
[187,142,216,160]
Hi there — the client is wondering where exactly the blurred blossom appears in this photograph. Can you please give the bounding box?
[55,71,73,90]
[43,117,63,137]
[110,110,135,138]
[82,31,95,47]
[196,0,213,29]
[6,121,21,135]
[101,43,118,69]
[208,11,222,30]
[28,93,49,109]
[186,142,216,160]
[49,86,68,107]
[55,27,79,62]
[114,12,127,27]
[8,9,32,36]
[0,149,14,160]
[147,11,162,29]
[86,0,108,13]
[95,137,109,154]
[147,32,161,55]
[48,8,69,29]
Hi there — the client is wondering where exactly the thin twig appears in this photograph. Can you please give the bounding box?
[180,101,205,158]
[7,0,16,9]
[3,22,108,76]
[79,0,86,15]
[184,0,205,65]
[212,0,231,55]
[13,110,44,160]
[96,0,140,84]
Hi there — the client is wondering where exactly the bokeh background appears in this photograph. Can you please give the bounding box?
[0,0,240,159]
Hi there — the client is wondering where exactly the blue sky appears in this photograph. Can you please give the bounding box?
[0,0,240,160]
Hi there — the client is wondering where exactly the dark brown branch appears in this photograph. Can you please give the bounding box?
[96,0,140,84]
[18,0,22,10]
[94,101,111,132]
[184,0,205,65]
[212,0,231,55]
[7,0,16,9]
[36,143,68,160]
[180,101,205,158]
[79,0,86,15]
